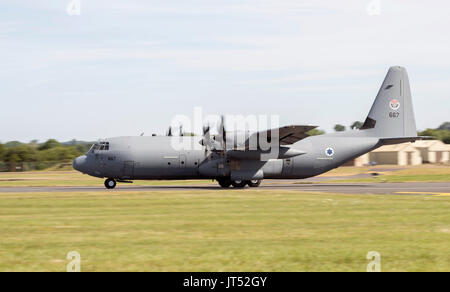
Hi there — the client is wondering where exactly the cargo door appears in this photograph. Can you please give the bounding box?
[123,161,135,178]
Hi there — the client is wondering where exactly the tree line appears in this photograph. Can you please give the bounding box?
[308,121,366,136]
[330,121,450,144]
[0,139,91,171]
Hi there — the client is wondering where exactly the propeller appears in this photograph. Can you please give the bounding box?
[203,123,210,142]
[167,126,172,137]
[217,115,227,151]
[199,116,227,159]
[179,125,184,136]
[201,123,211,157]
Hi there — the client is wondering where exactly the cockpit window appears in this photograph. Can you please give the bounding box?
[91,142,110,151]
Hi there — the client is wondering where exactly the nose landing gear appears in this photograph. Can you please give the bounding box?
[104,178,117,189]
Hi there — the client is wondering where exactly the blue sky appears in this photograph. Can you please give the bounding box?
[1,0,449,142]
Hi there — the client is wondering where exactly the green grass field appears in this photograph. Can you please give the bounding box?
[0,190,449,272]
[0,171,211,187]
[327,165,450,183]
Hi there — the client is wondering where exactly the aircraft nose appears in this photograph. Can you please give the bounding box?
[73,155,87,172]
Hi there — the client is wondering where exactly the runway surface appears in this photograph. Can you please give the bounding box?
[1,181,450,195]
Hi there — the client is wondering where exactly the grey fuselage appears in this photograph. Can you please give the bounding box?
[73,131,381,181]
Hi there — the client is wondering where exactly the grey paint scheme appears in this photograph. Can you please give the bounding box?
[73,66,419,181]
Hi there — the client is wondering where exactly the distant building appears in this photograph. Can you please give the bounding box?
[413,140,450,163]
[353,153,369,167]
[369,143,422,166]
[345,143,423,166]
[345,140,450,166]
[342,154,370,167]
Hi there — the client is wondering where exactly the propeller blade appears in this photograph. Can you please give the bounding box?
[215,115,227,152]
[221,115,226,143]
[203,124,210,135]
[219,115,226,150]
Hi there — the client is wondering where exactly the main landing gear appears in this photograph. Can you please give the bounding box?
[217,178,262,188]
[247,180,262,187]
[104,178,117,189]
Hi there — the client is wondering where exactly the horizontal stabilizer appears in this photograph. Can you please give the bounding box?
[380,136,430,145]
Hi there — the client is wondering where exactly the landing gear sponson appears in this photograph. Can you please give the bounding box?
[217,178,262,188]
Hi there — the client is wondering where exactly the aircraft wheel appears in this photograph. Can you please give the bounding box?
[231,180,247,188]
[217,179,232,188]
[247,180,262,187]
[104,178,117,189]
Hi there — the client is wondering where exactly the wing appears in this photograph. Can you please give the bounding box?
[248,125,318,146]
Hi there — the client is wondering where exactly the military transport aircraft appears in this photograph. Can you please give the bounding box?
[73,66,424,189]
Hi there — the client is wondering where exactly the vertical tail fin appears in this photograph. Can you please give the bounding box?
[361,66,417,138]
